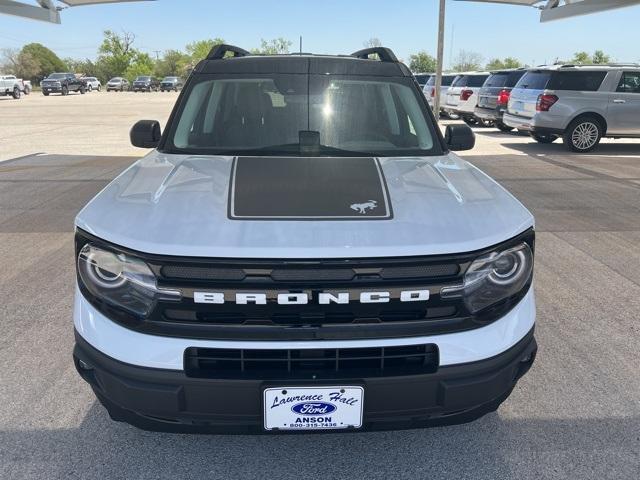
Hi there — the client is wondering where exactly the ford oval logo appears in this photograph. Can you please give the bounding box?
[291,402,337,416]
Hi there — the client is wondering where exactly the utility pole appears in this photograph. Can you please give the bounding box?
[299,36,302,54]
[153,50,161,60]
[434,0,446,123]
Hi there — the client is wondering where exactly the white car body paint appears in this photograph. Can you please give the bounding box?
[74,286,535,371]
[75,151,533,259]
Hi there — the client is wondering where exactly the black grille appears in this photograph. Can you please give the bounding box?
[75,228,535,342]
[184,344,439,379]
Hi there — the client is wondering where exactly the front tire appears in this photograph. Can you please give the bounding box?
[563,116,603,153]
[88,84,93,92]
[531,133,558,144]
[61,86,68,96]
[477,118,495,128]
[80,86,86,94]
[43,91,49,96]
[12,86,20,99]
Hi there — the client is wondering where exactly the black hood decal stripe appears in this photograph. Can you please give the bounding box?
[229,156,392,220]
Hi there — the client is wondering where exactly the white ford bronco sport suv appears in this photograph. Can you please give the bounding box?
[73,45,537,433]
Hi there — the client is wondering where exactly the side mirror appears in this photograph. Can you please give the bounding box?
[445,124,475,151]
[130,120,161,148]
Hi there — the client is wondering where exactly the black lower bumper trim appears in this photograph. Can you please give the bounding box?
[73,329,537,433]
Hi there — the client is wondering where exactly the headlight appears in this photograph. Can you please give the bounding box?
[441,242,533,314]
[77,243,180,317]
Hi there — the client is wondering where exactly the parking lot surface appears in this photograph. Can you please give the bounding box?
[1,93,639,479]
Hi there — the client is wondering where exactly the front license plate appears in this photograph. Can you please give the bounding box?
[263,386,364,431]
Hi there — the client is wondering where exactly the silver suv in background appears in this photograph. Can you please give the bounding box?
[475,69,526,132]
[444,72,490,126]
[424,74,459,118]
[82,77,101,92]
[503,65,640,152]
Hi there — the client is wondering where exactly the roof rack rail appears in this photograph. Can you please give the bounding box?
[351,47,398,63]
[559,62,640,68]
[206,44,251,60]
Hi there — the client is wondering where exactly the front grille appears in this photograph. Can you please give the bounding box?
[76,228,534,341]
[184,344,439,379]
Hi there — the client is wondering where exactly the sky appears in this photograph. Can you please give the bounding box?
[0,0,639,68]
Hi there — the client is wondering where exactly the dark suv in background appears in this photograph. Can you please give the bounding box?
[474,69,526,131]
[41,73,86,96]
[132,76,160,92]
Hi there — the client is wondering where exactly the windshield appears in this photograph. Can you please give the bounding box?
[109,78,122,82]
[163,77,177,81]
[164,74,439,157]
[136,76,151,81]
[47,73,67,79]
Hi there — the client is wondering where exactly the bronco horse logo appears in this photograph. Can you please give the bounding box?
[350,200,378,214]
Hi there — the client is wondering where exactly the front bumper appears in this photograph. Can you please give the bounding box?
[73,286,537,432]
[42,85,62,93]
[74,328,536,433]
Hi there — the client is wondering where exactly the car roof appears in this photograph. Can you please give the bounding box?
[195,44,412,77]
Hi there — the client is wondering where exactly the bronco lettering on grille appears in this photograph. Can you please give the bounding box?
[193,290,430,305]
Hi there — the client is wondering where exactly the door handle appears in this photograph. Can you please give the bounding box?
[613,99,626,104]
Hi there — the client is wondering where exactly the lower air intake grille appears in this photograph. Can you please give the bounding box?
[184,344,439,379]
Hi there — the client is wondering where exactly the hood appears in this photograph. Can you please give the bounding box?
[75,152,533,258]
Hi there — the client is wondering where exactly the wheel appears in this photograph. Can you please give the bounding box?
[24,85,31,95]
[80,86,86,94]
[97,85,101,92]
[531,133,558,144]
[88,84,92,92]
[446,111,460,120]
[463,116,478,126]
[43,91,49,96]
[61,86,68,96]
[496,122,514,133]
[562,116,603,153]
[12,86,20,99]
[120,86,124,92]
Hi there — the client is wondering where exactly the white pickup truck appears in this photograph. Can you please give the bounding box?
[0,75,31,99]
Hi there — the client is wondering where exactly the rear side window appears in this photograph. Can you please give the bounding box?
[515,71,551,90]
[507,71,526,87]
[616,72,640,93]
[468,75,489,87]
[484,73,509,88]
[452,75,468,87]
[547,71,606,91]
[425,75,456,87]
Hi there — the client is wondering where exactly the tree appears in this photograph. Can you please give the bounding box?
[185,38,225,62]
[592,50,611,64]
[124,52,156,81]
[155,49,189,78]
[485,57,523,71]
[409,51,437,73]
[251,38,292,55]
[1,48,40,81]
[571,51,591,65]
[452,50,483,72]
[97,30,137,78]
[65,58,101,78]
[19,43,67,81]
[363,38,382,48]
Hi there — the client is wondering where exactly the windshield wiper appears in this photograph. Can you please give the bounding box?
[210,143,375,157]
